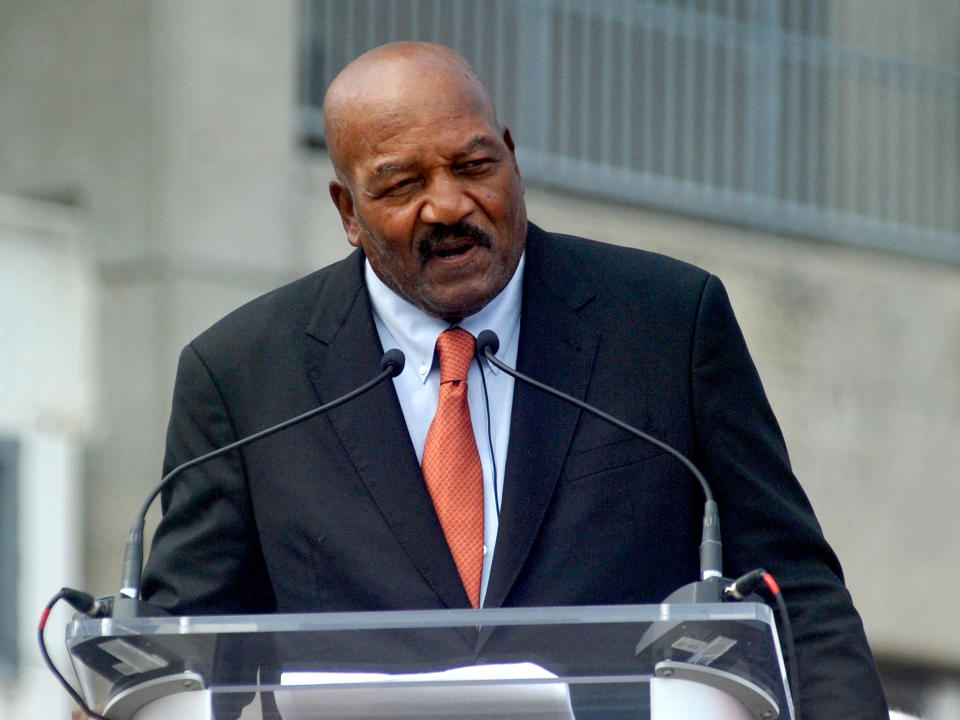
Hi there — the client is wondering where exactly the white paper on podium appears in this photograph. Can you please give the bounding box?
[275,661,575,720]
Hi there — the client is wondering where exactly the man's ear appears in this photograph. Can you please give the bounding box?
[501,127,522,179]
[329,179,362,247]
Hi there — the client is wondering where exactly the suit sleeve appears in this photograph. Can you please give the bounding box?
[690,274,888,719]
[140,342,276,615]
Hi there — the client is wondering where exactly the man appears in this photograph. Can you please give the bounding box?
[136,42,888,718]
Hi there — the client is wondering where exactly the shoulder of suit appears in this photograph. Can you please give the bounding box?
[526,223,712,297]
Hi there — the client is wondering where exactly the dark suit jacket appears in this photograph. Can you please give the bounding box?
[142,223,887,718]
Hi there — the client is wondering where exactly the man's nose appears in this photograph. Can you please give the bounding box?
[420,174,474,225]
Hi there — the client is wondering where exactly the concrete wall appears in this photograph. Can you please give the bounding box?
[0,194,91,720]
[1,1,958,715]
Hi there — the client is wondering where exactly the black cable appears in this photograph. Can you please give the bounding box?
[766,577,801,720]
[476,351,500,517]
[725,570,802,720]
[38,589,110,720]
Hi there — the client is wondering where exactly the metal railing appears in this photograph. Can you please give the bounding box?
[300,0,960,264]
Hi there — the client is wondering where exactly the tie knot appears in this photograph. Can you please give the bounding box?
[436,328,476,384]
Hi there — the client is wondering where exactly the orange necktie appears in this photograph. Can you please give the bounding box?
[421,328,484,608]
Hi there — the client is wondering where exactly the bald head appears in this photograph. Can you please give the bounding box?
[323,42,498,184]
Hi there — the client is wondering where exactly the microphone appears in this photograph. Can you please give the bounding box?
[113,349,406,616]
[475,330,724,601]
[482,329,798,709]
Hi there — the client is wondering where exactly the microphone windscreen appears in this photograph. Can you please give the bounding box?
[381,348,406,376]
[476,330,500,357]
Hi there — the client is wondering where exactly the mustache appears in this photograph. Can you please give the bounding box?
[418,222,494,259]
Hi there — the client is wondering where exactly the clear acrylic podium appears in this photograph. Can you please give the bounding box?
[65,602,794,720]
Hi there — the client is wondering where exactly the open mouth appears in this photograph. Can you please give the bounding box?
[433,242,474,259]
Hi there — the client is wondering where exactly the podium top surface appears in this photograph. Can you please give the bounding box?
[67,601,776,639]
[65,602,793,720]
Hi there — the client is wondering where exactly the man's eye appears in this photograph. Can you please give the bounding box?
[385,178,418,195]
[459,159,494,174]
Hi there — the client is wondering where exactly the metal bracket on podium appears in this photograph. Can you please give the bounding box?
[102,670,205,720]
[653,660,779,720]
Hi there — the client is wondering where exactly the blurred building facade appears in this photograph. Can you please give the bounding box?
[1,1,958,717]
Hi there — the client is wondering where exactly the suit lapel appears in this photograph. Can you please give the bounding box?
[302,251,471,610]
[484,226,600,610]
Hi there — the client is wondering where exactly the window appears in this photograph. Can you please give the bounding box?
[300,0,960,264]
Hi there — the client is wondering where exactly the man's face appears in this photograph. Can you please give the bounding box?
[329,79,527,321]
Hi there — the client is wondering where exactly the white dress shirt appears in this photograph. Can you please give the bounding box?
[365,254,524,606]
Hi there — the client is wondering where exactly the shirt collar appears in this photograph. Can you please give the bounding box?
[365,252,525,385]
